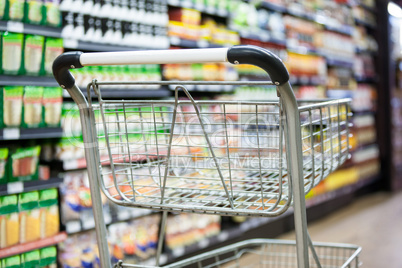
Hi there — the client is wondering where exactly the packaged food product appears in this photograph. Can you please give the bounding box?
[43,38,63,75]
[9,146,41,182]
[40,246,58,267]
[21,250,40,268]
[1,255,20,268]
[1,32,23,75]
[23,86,44,128]
[0,0,8,20]
[24,35,45,75]
[25,0,44,24]
[8,0,24,21]
[39,188,59,238]
[0,148,9,184]
[3,86,23,128]
[44,0,61,26]
[19,191,41,243]
[43,87,63,127]
[0,195,19,248]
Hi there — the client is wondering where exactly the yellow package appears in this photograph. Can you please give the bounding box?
[39,189,59,238]
[0,195,19,248]
[18,191,40,243]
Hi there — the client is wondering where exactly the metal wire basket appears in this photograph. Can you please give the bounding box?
[161,239,361,268]
[86,81,351,218]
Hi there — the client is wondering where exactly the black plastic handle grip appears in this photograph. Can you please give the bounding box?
[52,51,83,89]
[227,45,289,85]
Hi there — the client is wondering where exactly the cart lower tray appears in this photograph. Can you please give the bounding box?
[118,238,361,268]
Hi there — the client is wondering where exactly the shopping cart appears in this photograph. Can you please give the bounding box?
[53,45,361,268]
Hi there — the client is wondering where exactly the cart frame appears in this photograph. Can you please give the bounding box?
[53,45,356,268]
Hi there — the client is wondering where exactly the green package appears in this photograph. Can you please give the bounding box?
[3,86,24,128]
[44,0,60,27]
[0,0,9,20]
[1,255,20,268]
[25,0,44,24]
[18,191,41,243]
[0,195,20,248]
[8,0,24,21]
[24,35,45,75]
[23,86,44,128]
[8,146,41,182]
[39,246,57,267]
[0,148,9,184]
[2,32,24,75]
[43,37,63,75]
[21,250,40,268]
[43,87,62,127]
[39,189,59,238]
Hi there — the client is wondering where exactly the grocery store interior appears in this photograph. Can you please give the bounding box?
[1,0,402,267]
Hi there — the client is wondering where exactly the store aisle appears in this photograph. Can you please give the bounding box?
[278,191,402,268]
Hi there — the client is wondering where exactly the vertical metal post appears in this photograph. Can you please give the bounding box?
[69,84,112,268]
[277,82,309,268]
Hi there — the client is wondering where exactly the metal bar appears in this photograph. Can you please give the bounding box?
[277,81,309,268]
[156,211,168,266]
[71,84,112,268]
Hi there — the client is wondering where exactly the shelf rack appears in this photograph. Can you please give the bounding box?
[0,21,61,38]
[0,178,64,196]
[0,128,63,140]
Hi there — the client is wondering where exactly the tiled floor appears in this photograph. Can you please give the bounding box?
[278,191,402,268]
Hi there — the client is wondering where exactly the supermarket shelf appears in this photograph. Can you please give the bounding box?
[0,21,61,38]
[65,210,153,234]
[259,1,288,13]
[0,75,58,87]
[168,84,235,92]
[321,23,354,36]
[169,36,224,48]
[355,47,378,55]
[63,39,151,52]
[0,178,64,196]
[236,28,287,46]
[354,18,376,29]
[355,76,378,83]
[64,87,172,99]
[0,232,67,259]
[0,127,63,140]
[325,55,354,68]
[167,0,229,17]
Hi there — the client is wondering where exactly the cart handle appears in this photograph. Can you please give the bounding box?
[53,45,289,90]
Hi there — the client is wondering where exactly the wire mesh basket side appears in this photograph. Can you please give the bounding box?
[87,82,351,217]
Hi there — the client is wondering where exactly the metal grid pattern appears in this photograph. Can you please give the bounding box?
[160,239,361,268]
[87,81,351,217]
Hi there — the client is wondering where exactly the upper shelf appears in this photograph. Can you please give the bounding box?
[0,127,63,140]
[0,21,61,38]
[0,178,64,196]
[167,0,229,17]
[0,75,58,87]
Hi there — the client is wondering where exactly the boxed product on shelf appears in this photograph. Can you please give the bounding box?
[42,87,63,127]
[285,52,327,80]
[0,194,19,248]
[354,26,378,52]
[8,146,41,182]
[43,38,64,76]
[165,213,220,250]
[0,148,9,185]
[21,249,41,267]
[23,86,44,128]
[40,246,58,267]
[354,54,376,80]
[8,0,24,21]
[60,170,110,227]
[1,86,24,128]
[0,0,8,20]
[1,32,24,75]
[315,31,355,59]
[24,34,45,76]
[1,255,21,267]
[44,0,61,26]
[25,0,45,24]
[284,15,321,49]
[108,214,161,263]
[18,191,41,243]
[39,188,59,238]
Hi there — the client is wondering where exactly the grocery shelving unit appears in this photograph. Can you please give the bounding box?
[0,178,64,196]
